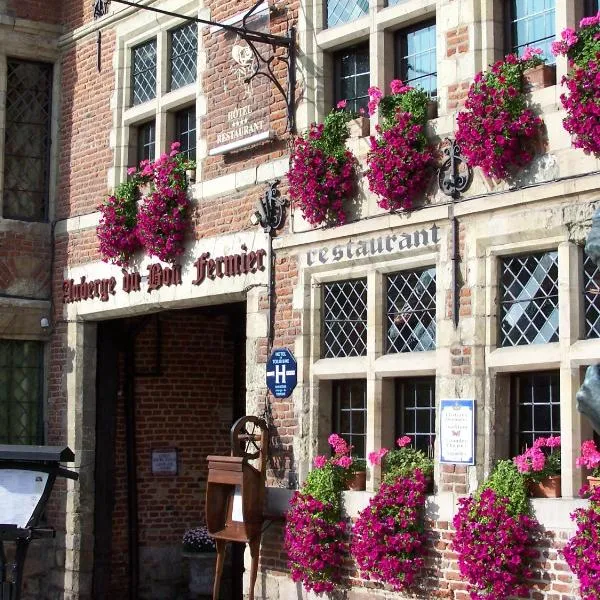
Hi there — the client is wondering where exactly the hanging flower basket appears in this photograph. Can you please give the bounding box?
[553,14,600,157]
[455,49,545,180]
[365,81,435,212]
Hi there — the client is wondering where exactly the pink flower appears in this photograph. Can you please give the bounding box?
[313,455,328,468]
[368,448,389,466]
[580,14,599,28]
[397,436,412,448]
[522,46,543,61]
[336,99,347,109]
[333,455,353,469]
[127,166,137,175]
[368,86,383,100]
[390,79,405,94]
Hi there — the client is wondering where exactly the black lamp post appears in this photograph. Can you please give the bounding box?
[0,445,78,600]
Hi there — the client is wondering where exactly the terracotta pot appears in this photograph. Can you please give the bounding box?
[346,470,367,491]
[348,116,370,138]
[427,100,438,120]
[528,475,561,498]
[587,475,600,491]
[523,64,556,91]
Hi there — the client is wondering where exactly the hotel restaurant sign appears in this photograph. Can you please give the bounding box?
[207,3,271,155]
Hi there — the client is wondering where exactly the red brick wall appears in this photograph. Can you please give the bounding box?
[107,309,240,596]
[4,0,61,23]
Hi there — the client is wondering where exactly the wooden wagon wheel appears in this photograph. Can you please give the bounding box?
[230,416,268,474]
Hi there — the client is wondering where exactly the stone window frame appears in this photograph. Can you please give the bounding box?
[112,2,201,187]
[485,238,598,498]
[0,34,61,223]
[308,247,441,490]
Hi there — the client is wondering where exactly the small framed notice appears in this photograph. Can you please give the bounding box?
[440,399,476,465]
[151,448,178,476]
[0,469,49,528]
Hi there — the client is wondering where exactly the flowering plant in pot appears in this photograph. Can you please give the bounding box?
[351,469,427,591]
[284,434,350,593]
[552,13,600,157]
[455,52,544,180]
[369,436,434,489]
[287,103,358,227]
[513,435,561,497]
[576,439,600,490]
[365,81,435,212]
[313,433,365,491]
[97,177,143,266]
[562,485,600,599]
[452,460,539,600]
[182,525,216,597]
[136,141,194,263]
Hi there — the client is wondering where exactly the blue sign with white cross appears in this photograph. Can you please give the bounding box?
[266,348,297,398]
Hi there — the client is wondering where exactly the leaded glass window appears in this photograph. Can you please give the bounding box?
[396,377,436,454]
[137,121,155,164]
[326,0,368,28]
[333,380,366,459]
[0,340,44,445]
[132,39,157,105]
[175,107,196,161]
[170,22,198,91]
[395,21,437,97]
[499,251,559,347]
[509,0,556,63]
[583,253,600,339]
[3,59,52,221]
[511,371,560,453]
[334,45,369,114]
[387,267,436,353]
[322,279,367,358]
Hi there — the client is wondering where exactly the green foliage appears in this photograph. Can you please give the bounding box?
[481,61,526,119]
[303,462,348,518]
[350,458,367,474]
[110,178,140,229]
[478,460,529,517]
[570,24,600,68]
[529,448,561,483]
[311,108,355,162]
[382,448,434,484]
[378,87,430,132]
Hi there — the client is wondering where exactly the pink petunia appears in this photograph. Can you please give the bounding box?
[336,99,347,109]
[313,455,328,468]
[397,436,412,448]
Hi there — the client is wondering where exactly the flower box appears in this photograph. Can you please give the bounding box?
[528,475,561,498]
[523,64,556,91]
[588,475,600,491]
[346,470,366,491]
[348,116,370,138]
[426,100,438,120]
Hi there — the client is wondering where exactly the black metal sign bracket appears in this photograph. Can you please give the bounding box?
[94,0,297,133]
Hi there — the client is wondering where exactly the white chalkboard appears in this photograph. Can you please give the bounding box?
[0,469,48,527]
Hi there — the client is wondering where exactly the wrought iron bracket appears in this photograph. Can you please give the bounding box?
[438,138,472,199]
[253,180,287,233]
[94,0,297,133]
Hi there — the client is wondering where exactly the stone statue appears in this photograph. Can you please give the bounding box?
[577,207,600,435]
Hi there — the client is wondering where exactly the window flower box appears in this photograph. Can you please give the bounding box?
[523,63,556,91]
[528,475,561,498]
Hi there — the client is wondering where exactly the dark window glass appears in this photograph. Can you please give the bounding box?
[333,380,367,459]
[0,340,44,445]
[395,377,435,454]
[327,0,368,28]
[585,0,599,16]
[511,371,560,453]
[137,121,156,164]
[322,279,367,358]
[499,251,559,347]
[395,21,437,97]
[583,252,600,339]
[132,39,157,105]
[509,0,556,63]
[334,44,370,114]
[387,267,436,353]
[170,22,198,90]
[3,59,52,221]
[175,107,196,161]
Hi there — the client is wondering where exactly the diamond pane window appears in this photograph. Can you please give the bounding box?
[334,44,370,114]
[327,0,368,28]
[511,371,560,453]
[0,340,44,445]
[499,251,559,347]
[583,253,600,339]
[333,380,366,459]
[137,120,156,164]
[132,39,157,105]
[170,22,198,91]
[396,377,435,454]
[323,279,367,358]
[175,107,196,161]
[387,267,436,353]
[510,0,556,63]
[395,21,437,97]
[3,59,53,221]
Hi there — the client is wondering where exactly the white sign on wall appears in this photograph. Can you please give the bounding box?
[440,399,475,465]
[0,469,48,527]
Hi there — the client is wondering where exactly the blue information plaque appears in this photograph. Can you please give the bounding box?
[266,348,297,398]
